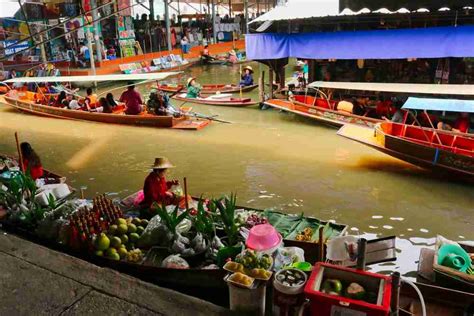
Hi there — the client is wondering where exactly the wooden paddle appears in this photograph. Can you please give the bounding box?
[14,132,24,172]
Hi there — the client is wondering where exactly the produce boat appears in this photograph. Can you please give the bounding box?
[173,93,259,107]
[157,83,258,95]
[265,96,381,128]
[3,94,210,130]
[337,122,474,178]
[0,154,66,184]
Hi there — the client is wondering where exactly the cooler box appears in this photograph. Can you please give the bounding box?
[304,263,391,316]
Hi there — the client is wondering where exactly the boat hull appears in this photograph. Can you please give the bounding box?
[172,95,259,107]
[157,83,258,95]
[265,98,381,128]
[337,123,474,178]
[3,96,210,130]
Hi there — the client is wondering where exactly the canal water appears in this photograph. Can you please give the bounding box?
[0,61,472,276]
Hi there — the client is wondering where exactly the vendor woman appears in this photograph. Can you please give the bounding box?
[185,77,201,99]
[239,66,254,87]
[20,142,44,180]
[141,157,179,208]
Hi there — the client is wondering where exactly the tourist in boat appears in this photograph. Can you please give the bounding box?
[239,66,254,87]
[106,93,118,108]
[54,91,67,107]
[141,157,179,208]
[383,101,405,123]
[84,88,98,111]
[119,83,143,115]
[147,89,169,116]
[20,142,43,180]
[186,78,201,99]
[99,97,113,113]
[62,94,73,108]
[68,98,81,110]
[437,112,471,133]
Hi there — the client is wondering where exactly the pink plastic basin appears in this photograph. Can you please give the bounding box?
[246,224,282,251]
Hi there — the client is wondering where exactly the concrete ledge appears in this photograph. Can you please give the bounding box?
[0,230,229,316]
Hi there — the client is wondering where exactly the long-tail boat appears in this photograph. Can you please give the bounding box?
[265,81,474,128]
[172,93,259,107]
[1,73,210,130]
[157,83,258,95]
[338,121,474,178]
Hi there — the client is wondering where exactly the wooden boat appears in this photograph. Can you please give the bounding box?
[173,93,259,107]
[3,93,210,130]
[338,122,474,178]
[265,95,381,128]
[0,85,9,94]
[157,83,258,95]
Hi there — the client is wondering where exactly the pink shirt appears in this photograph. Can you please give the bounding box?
[120,89,143,115]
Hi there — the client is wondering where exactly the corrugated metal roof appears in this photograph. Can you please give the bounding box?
[250,0,473,24]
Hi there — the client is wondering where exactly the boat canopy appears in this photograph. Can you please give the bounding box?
[308,81,474,96]
[3,72,181,84]
[245,26,474,60]
[402,97,474,113]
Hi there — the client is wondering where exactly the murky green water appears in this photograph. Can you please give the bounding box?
[0,61,472,275]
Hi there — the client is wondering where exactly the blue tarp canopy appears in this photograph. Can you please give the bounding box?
[246,26,474,60]
[402,97,474,113]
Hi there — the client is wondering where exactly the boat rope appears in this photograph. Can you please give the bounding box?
[432,148,440,165]
[401,278,426,316]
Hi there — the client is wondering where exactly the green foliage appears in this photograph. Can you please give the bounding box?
[193,197,215,239]
[212,193,239,246]
[153,202,188,235]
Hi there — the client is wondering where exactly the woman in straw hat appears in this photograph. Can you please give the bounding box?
[185,77,201,99]
[239,65,254,87]
[141,157,179,209]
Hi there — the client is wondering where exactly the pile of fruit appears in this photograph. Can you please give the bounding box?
[235,249,272,270]
[93,217,149,262]
[234,210,268,229]
[321,279,368,302]
[227,272,254,288]
[295,227,314,242]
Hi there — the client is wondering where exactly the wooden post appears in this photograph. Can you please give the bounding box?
[183,177,189,211]
[14,132,24,172]
[390,272,401,316]
[258,70,265,102]
[269,69,274,99]
[356,238,367,270]
[317,226,325,262]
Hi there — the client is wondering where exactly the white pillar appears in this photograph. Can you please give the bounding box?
[164,0,172,51]
[90,0,102,62]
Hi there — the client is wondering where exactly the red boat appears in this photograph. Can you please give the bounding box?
[157,83,258,95]
[338,122,474,177]
[265,95,382,127]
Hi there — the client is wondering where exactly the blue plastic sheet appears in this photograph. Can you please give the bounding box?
[245,26,474,60]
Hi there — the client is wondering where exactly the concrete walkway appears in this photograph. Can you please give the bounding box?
[0,229,229,316]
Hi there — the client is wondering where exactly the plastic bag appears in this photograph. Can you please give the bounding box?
[161,254,190,269]
[137,215,173,248]
[274,247,305,271]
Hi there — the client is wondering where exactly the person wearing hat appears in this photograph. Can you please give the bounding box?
[146,88,168,116]
[228,49,238,64]
[239,66,254,87]
[141,157,179,209]
[185,77,201,99]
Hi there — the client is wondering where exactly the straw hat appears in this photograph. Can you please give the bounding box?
[243,66,253,73]
[151,157,175,170]
[229,49,237,56]
[186,77,196,87]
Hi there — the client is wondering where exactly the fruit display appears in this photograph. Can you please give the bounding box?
[321,279,368,301]
[223,261,245,273]
[248,268,272,281]
[295,227,314,242]
[93,217,148,262]
[235,249,273,270]
[227,272,254,288]
[234,210,268,229]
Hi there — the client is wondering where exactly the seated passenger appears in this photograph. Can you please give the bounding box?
[54,91,67,107]
[120,83,143,115]
[239,66,254,87]
[106,93,118,108]
[20,142,44,180]
[141,157,179,208]
[437,112,470,133]
[68,98,81,110]
[84,87,98,111]
[147,89,167,116]
[62,94,73,108]
[228,50,238,64]
[100,97,112,113]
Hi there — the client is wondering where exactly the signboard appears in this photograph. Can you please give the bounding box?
[117,0,131,16]
[2,40,30,56]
